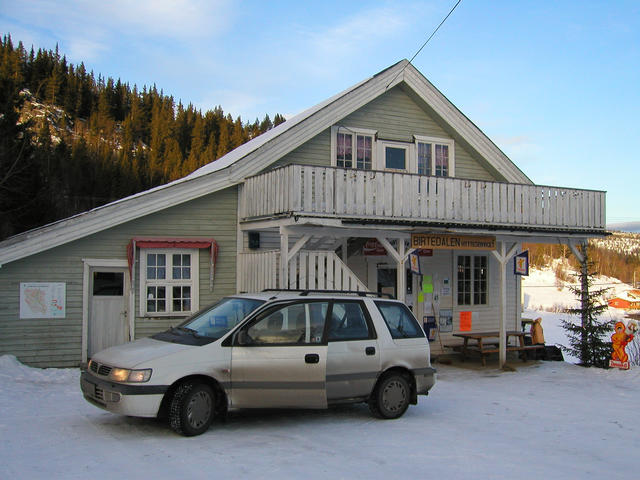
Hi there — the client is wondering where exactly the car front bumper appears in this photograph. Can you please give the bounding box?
[80,371,168,418]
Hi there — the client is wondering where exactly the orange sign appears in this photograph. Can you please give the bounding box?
[459,311,472,332]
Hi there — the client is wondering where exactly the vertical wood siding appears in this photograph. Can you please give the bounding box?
[0,187,238,367]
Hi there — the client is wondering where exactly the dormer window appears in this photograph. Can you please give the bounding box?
[415,135,454,177]
[331,128,454,176]
[332,127,376,170]
[379,140,412,172]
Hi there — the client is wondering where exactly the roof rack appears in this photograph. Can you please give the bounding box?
[261,289,395,299]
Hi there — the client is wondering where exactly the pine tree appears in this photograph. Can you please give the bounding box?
[561,243,613,368]
[273,113,286,127]
[230,116,246,149]
[216,120,231,159]
[0,54,35,237]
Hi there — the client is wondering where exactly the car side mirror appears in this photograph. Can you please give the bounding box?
[236,329,250,346]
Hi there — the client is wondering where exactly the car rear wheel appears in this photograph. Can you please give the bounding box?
[369,373,410,419]
[169,382,215,436]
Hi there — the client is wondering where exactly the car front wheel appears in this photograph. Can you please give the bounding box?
[169,382,215,436]
[369,373,411,419]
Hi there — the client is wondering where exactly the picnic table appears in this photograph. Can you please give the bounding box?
[451,331,545,366]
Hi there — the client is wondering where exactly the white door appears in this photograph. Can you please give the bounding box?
[89,268,129,356]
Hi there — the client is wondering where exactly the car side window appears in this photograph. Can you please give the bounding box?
[327,301,371,341]
[374,301,425,339]
[241,301,328,345]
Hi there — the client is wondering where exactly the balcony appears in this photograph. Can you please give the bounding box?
[240,165,606,233]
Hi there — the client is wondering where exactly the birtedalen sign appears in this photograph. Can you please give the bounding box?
[411,234,496,251]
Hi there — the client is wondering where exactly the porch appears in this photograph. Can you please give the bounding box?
[237,164,606,369]
[240,164,606,232]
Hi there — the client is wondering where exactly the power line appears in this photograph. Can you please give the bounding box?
[386,0,463,89]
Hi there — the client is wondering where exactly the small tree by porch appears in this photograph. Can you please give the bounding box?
[562,242,612,368]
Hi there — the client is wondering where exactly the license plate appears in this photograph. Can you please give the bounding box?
[82,378,96,397]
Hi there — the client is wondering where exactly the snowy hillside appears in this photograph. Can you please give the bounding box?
[592,231,640,256]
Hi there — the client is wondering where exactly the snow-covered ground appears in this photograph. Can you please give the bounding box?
[2,267,639,479]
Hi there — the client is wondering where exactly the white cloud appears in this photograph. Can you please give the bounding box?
[93,0,236,40]
[1,0,238,61]
[297,5,412,77]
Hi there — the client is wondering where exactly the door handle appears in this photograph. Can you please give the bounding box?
[305,353,320,364]
[365,346,376,356]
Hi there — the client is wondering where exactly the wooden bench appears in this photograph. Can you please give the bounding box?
[450,331,545,366]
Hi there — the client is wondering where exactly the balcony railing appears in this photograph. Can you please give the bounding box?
[240,165,606,231]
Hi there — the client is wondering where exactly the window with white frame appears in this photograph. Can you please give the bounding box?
[332,127,375,170]
[457,255,488,305]
[140,249,199,316]
[415,136,454,177]
[379,141,412,172]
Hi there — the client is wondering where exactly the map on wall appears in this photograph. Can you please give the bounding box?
[19,283,66,319]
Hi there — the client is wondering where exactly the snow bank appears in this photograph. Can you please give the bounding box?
[0,354,78,385]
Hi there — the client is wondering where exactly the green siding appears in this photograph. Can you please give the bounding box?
[274,86,497,181]
[273,128,331,169]
[0,187,238,367]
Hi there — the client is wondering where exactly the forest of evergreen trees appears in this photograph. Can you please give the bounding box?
[0,34,285,240]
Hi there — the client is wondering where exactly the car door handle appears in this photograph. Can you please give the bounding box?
[305,353,320,364]
[365,346,376,356]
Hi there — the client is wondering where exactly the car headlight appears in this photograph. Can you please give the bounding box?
[108,368,152,383]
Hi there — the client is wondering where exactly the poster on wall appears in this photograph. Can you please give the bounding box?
[459,311,472,331]
[439,309,453,332]
[19,283,66,319]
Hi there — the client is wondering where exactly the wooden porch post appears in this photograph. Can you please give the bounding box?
[397,239,406,303]
[491,241,520,368]
[376,236,410,303]
[279,227,289,289]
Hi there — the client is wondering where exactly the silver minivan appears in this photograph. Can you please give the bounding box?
[81,291,436,436]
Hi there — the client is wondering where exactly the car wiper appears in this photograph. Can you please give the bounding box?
[176,326,202,338]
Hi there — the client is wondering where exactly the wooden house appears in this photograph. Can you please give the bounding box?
[608,290,640,310]
[0,60,607,368]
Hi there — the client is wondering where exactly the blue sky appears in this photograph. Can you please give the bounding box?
[1,0,638,227]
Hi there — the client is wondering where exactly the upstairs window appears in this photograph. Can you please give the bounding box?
[332,128,454,176]
[380,141,410,171]
[415,136,454,177]
[332,127,375,170]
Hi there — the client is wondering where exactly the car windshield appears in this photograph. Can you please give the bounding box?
[178,297,265,340]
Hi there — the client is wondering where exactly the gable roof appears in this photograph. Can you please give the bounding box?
[0,60,531,266]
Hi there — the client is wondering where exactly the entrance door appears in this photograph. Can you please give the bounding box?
[377,267,397,298]
[89,268,129,356]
